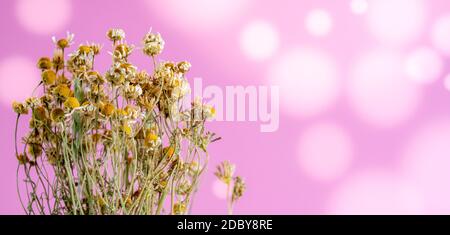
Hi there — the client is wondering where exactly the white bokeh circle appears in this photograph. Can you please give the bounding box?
[348,49,422,128]
[431,14,450,56]
[152,0,250,31]
[328,171,423,214]
[350,0,369,15]
[297,121,354,182]
[404,47,443,84]
[402,120,450,214]
[212,179,228,200]
[0,56,40,106]
[444,74,450,91]
[367,0,426,46]
[305,9,333,37]
[240,20,280,61]
[16,0,72,35]
[268,47,340,118]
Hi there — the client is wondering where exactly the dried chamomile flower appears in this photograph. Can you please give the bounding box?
[41,69,56,85]
[52,48,64,71]
[37,57,53,70]
[52,31,74,49]
[177,61,191,73]
[171,77,190,100]
[173,202,187,215]
[145,132,161,150]
[12,101,28,115]
[107,28,125,42]
[203,104,216,120]
[87,71,105,85]
[25,97,41,109]
[123,83,143,100]
[64,97,80,109]
[215,161,235,185]
[112,43,134,61]
[121,122,133,137]
[232,176,246,203]
[32,106,48,121]
[100,102,115,117]
[54,84,72,99]
[88,43,102,55]
[50,108,65,123]
[142,30,164,56]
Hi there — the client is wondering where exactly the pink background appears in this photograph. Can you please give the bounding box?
[2,0,450,214]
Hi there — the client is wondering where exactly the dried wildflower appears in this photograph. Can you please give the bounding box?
[54,84,71,99]
[41,69,56,85]
[100,102,115,117]
[107,28,125,42]
[50,108,65,122]
[215,161,235,185]
[37,57,52,70]
[12,102,28,115]
[13,29,241,216]
[89,43,102,55]
[52,31,74,49]
[145,132,161,149]
[64,97,80,109]
[177,61,191,73]
[232,176,246,203]
[173,202,187,215]
[142,30,164,56]
[52,48,64,71]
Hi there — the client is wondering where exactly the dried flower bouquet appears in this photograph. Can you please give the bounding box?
[12,29,244,215]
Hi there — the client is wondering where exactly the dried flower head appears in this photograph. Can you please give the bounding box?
[142,30,164,56]
[12,102,28,115]
[37,57,52,70]
[232,176,246,203]
[52,31,74,49]
[215,161,235,185]
[107,28,125,42]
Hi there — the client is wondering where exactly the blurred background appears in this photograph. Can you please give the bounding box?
[1,0,450,214]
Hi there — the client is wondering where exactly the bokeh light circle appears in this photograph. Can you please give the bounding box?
[404,47,443,84]
[444,74,450,91]
[367,0,426,46]
[240,20,280,61]
[268,47,340,118]
[297,121,354,182]
[212,179,228,200]
[402,120,450,214]
[328,171,423,214]
[153,0,250,31]
[431,14,450,56]
[16,0,72,35]
[0,56,40,106]
[305,9,333,37]
[348,49,421,128]
[350,0,368,15]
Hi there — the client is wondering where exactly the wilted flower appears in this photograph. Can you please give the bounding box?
[12,102,28,115]
[142,30,164,56]
[215,161,235,185]
[37,57,52,70]
[107,28,125,42]
[52,31,74,49]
